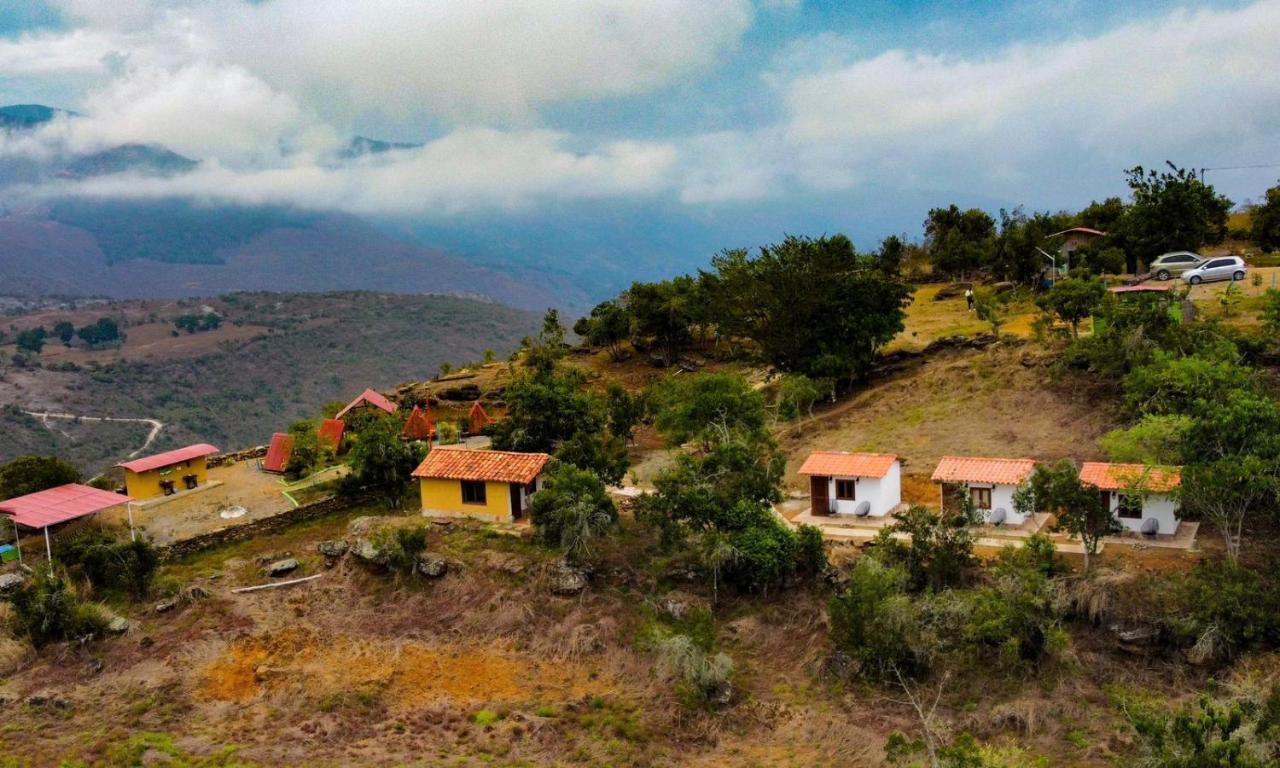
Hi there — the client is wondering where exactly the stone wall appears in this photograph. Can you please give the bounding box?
[207,445,268,468]
[160,494,364,561]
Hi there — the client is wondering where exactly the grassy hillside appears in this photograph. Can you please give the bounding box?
[0,291,541,472]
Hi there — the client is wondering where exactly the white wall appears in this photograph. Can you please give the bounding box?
[965,483,1024,525]
[1108,491,1179,535]
[823,461,902,517]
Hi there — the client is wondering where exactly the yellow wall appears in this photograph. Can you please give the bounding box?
[124,456,209,500]
[419,477,513,522]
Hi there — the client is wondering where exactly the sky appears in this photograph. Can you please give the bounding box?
[1,0,1279,244]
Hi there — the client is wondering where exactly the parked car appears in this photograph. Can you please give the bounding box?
[1180,255,1248,285]
[1149,251,1204,280]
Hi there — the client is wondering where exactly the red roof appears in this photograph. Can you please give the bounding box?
[1080,462,1181,493]
[1111,284,1172,294]
[412,447,550,485]
[335,388,399,419]
[262,432,294,473]
[318,419,346,450]
[798,451,898,478]
[402,405,436,440]
[0,484,132,529]
[468,401,492,433]
[932,456,1036,485]
[118,443,219,474]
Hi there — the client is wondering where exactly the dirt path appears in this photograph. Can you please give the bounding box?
[23,410,164,458]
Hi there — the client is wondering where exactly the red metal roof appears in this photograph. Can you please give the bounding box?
[1110,284,1172,294]
[798,451,898,478]
[318,419,345,451]
[335,388,399,419]
[932,456,1036,485]
[118,443,219,474]
[402,405,436,440]
[262,432,294,473]
[468,401,492,433]
[0,484,132,529]
[412,447,550,485]
[1080,462,1181,493]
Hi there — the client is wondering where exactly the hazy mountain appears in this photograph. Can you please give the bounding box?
[60,144,198,178]
[0,103,72,130]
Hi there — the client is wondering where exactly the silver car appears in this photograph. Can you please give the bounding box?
[1150,251,1203,280]
[1181,255,1247,285]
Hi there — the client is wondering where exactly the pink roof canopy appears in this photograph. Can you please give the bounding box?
[118,443,219,473]
[335,388,398,419]
[0,484,132,529]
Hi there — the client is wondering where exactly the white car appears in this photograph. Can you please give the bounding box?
[1181,256,1247,285]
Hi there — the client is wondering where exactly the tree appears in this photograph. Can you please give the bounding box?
[52,321,75,346]
[523,309,568,372]
[697,530,739,607]
[993,206,1074,283]
[1122,354,1258,417]
[1037,277,1106,338]
[529,462,618,565]
[344,418,424,509]
[1100,414,1194,465]
[284,419,324,480]
[1251,181,1280,251]
[924,205,996,277]
[1122,163,1232,264]
[876,234,907,275]
[0,455,80,499]
[651,373,767,449]
[625,277,698,365]
[604,382,646,443]
[775,373,824,421]
[874,505,978,592]
[15,327,46,354]
[706,235,911,385]
[573,300,632,360]
[1022,460,1117,571]
[973,290,1006,337]
[1181,456,1278,564]
[77,317,121,348]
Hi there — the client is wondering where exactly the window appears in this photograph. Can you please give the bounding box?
[835,479,856,500]
[461,480,487,505]
[970,486,992,510]
[1117,493,1142,519]
[1205,259,1231,269]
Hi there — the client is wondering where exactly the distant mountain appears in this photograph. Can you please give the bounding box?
[342,135,423,158]
[60,144,197,178]
[0,103,71,130]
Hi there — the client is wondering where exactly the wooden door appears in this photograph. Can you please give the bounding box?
[811,476,829,516]
[510,483,523,520]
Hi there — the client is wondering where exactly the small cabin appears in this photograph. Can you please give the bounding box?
[931,456,1036,525]
[798,451,901,517]
[1080,462,1181,536]
[412,447,551,523]
[262,432,294,474]
[402,405,436,441]
[335,388,399,420]
[117,444,219,499]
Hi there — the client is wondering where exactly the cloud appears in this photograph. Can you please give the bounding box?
[0,29,117,74]
[36,128,678,216]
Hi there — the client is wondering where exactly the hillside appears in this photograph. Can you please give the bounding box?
[0,292,541,473]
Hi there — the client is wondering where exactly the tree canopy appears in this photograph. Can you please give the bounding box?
[0,455,81,499]
[1121,163,1231,261]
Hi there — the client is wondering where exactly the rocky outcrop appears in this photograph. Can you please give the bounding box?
[267,558,299,577]
[416,555,448,578]
[549,563,588,596]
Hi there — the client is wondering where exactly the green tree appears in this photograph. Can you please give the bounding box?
[1121,163,1232,264]
[573,300,632,360]
[1022,460,1117,571]
[1128,694,1278,768]
[1100,414,1194,465]
[993,206,1074,282]
[876,234,907,275]
[1122,353,1257,417]
[775,373,825,421]
[77,317,121,348]
[284,419,324,480]
[529,462,618,565]
[15,326,46,353]
[706,235,911,385]
[344,418,424,509]
[1181,456,1279,565]
[604,382,646,443]
[651,373,767,448]
[924,205,996,277]
[625,277,698,365]
[974,290,1006,336]
[829,557,916,679]
[1037,277,1106,338]
[523,308,568,372]
[1249,180,1280,251]
[0,455,80,499]
[52,320,75,346]
[874,504,978,592]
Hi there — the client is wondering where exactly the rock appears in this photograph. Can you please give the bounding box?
[139,636,154,648]
[318,540,349,558]
[348,516,379,536]
[992,281,1015,295]
[154,599,178,614]
[439,383,482,401]
[658,591,707,621]
[352,539,388,566]
[86,659,104,674]
[708,681,734,707]
[482,551,525,575]
[267,558,299,577]
[549,563,588,596]
[933,282,971,300]
[27,691,70,709]
[106,617,130,634]
[416,555,448,578]
[183,585,210,602]
[0,573,24,593]
[664,563,700,583]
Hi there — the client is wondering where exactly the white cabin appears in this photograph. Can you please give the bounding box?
[931,456,1036,525]
[799,452,902,518]
[1080,462,1182,536]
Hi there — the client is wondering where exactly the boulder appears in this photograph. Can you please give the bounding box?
[348,516,379,536]
[658,591,707,621]
[482,551,525,575]
[352,539,388,566]
[933,283,971,300]
[0,573,24,593]
[183,585,210,601]
[153,599,178,614]
[416,555,448,578]
[267,558,299,577]
[27,691,70,709]
[317,540,349,559]
[106,617,130,634]
[549,563,588,596]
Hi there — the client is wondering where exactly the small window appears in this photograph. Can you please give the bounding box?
[835,479,856,500]
[1205,259,1230,269]
[1117,493,1142,519]
[970,486,992,510]
[461,480,487,505]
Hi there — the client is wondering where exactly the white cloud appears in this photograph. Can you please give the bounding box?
[0,29,117,75]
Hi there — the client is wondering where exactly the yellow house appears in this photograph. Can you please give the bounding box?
[412,447,551,523]
[117,443,219,500]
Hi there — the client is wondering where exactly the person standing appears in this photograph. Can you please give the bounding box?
[964,287,974,312]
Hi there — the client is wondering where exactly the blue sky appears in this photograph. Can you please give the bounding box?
[1,0,1278,252]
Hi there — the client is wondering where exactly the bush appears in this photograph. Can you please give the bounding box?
[58,530,160,600]
[8,574,109,648]
[528,462,618,565]
[654,633,734,707]
[1169,562,1280,663]
[724,517,797,594]
[1126,693,1279,768]
[794,523,828,578]
[829,558,918,679]
[372,525,429,574]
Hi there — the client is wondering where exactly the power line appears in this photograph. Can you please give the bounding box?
[1202,163,1280,172]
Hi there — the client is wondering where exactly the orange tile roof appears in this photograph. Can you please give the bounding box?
[932,456,1035,485]
[335,388,399,419]
[1080,462,1181,493]
[412,447,551,485]
[798,451,898,478]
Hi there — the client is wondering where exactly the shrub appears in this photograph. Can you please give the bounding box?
[1169,562,1280,664]
[654,633,734,707]
[372,525,429,574]
[829,558,918,679]
[528,462,618,565]
[59,531,160,600]
[8,574,109,648]
[1126,693,1279,768]
[794,523,828,578]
